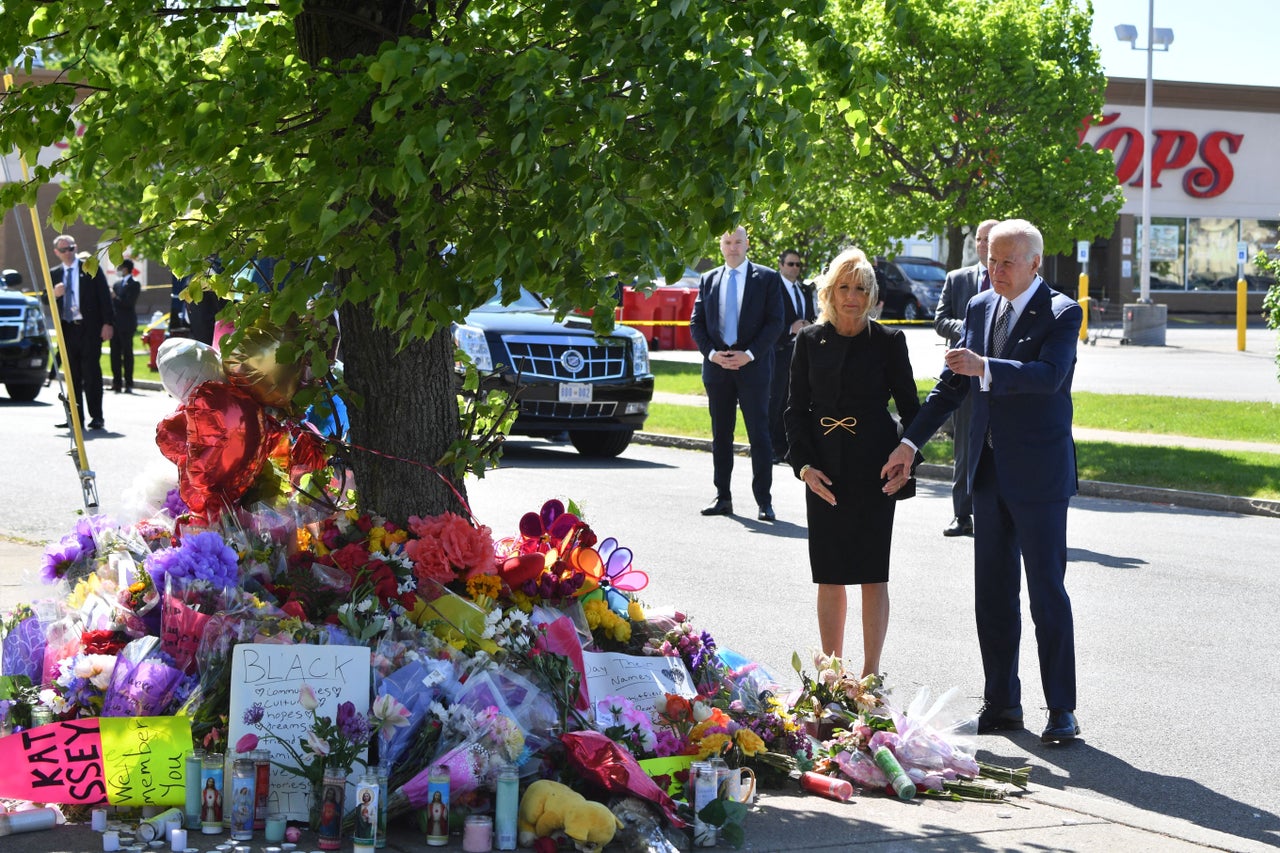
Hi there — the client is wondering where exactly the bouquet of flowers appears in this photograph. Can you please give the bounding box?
[789,650,883,725]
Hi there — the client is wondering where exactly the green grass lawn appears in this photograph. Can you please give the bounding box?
[643,377,1280,499]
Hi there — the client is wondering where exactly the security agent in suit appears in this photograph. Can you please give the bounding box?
[882,219,1082,744]
[933,219,998,537]
[769,249,816,464]
[110,259,142,393]
[689,226,786,521]
[50,235,114,430]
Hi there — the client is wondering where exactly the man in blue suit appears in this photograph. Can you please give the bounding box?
[690,226,786,521]
[882,219,1082,744]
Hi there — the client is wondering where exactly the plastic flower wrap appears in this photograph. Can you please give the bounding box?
[100,636,187,717]
[1,605,46,684]
[401,704,529,806]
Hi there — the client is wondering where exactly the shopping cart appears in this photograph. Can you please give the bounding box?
[1087,297,1117,344]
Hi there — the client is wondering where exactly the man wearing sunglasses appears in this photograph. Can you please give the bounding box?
[769,250,815,464]
[50,235,113,430]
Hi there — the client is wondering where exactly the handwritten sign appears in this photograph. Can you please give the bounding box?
[227,644,372,822]
[0,716,188,805]
[160,594,211,674]
[581,651,695,719]
[99,716,190,806]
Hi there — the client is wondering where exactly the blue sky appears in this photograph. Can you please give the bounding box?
[1090,0,1280,88]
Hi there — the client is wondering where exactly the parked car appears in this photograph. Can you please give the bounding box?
[1204,273,1277,292]
[872,257,945,320]
[0,270,51,401]
[454,287,654,457]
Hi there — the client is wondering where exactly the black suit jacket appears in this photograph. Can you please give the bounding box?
[689,261,785,362]
[934,264,983,346]
[777,278,816,348]
[112,275,142,328]
[51,261,112,335]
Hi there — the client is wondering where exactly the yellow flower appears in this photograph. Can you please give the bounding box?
[627,598,646,621]
[583,599,607,629]
[296,527,313,552]
[368,526,388,553]
[734,729,766,757]
[467,574,502,602]
[509,591,535,613]
[610,618,631,643]
[696,732,730,759]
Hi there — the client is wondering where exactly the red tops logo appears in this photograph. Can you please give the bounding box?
[1080,113,1242,199]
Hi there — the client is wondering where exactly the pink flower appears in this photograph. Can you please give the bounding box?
[439,514,495,576]
[405,538,454,585]
[299,684,319,711]
[306,731,331,756]
[235,733,260,753]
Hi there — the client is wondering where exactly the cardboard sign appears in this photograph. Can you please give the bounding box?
[581,651,696,719]
[227,644,372,822]
[99,716,190,806]
[0,715,189,805]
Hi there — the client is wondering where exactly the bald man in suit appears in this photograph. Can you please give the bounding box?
[689,226,786,521]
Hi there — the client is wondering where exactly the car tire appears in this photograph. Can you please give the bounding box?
[569,430,633,458]
[904,301,920,321]
[5,382,41,402]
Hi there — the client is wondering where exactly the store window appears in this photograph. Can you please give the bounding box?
[1242,219,1279,292]
[1187,217,1239,291]
[1136,217,1186,291]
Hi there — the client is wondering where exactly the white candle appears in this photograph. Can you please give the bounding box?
[92,809,109,832]
[103,830,120,852]
[169,828,187,851]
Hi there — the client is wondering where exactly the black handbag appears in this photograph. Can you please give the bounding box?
[890,449,924,501]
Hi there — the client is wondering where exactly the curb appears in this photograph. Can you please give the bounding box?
[633,433,1280,520]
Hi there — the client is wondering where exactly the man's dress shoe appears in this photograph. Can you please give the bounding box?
[88,418,105,430]
[1041,710,1081,743]
[701,498,733,516]
[976,702,1024,734]
[943,516,973,537]
[757,505,776,522]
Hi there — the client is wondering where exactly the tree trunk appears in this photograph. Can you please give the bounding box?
[337,298,466,522]
[945,223,966,271]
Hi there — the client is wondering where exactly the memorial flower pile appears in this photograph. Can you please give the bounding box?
[0,358,1031,847]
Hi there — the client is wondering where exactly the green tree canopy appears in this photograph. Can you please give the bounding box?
[1,0,858,519]
[763,0,1122,269]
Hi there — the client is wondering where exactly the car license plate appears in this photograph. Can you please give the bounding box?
[559,383,592,403]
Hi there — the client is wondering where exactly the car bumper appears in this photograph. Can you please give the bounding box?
[0,337,50,385]
[482,374,654,437]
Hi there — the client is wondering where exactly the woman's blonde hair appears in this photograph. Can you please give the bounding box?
[815,247,878,324]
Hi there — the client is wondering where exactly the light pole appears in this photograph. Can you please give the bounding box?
[1115,7,1174,306]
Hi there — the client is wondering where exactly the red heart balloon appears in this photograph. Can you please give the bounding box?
[156,382,276,517]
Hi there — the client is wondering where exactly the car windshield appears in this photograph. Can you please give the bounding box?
[473,285,548,313]
[899,262,946,283]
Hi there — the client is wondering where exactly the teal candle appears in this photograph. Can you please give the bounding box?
[264,815,287,842]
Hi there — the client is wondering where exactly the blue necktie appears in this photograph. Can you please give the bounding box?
[722,268,739,346]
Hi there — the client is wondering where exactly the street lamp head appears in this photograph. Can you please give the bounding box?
[1114,23,1138,45]
[1151,27,1175,49]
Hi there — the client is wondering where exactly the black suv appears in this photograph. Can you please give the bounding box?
[873,257,946,320]
[0,270,51,402]
[454,287,654,457]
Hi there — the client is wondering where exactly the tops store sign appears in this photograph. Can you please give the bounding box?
[1080,105,1280,220]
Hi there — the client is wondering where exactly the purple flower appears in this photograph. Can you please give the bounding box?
[336,702,371,745]
[244,704,265,725]
[40,539,85,583]
[163,488,189,518]
[72,515,115,553]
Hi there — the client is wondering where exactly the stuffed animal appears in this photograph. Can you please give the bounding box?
[518,779,623,852]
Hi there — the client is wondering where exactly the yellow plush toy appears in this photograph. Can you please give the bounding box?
[518,779,622,852]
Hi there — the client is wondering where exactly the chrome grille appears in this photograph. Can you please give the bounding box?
[502,335,627,381]
[520,400,618,419]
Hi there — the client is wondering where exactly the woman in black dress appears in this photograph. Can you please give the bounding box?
[785,248,921,676]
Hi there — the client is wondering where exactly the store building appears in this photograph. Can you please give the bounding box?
[1065,77,1280,315]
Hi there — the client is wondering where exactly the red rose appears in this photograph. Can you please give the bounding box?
[331,542,372,574]
[281,599,308,620]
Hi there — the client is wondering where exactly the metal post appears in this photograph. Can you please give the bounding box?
[1139,0,1154,305]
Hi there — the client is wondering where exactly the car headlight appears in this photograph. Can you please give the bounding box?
[631,332,650,376]
[454,324,493,372]
[22,306,45,337]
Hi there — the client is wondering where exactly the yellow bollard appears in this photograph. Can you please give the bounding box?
[1237,279,1247,351]
[1078,275,1090,343]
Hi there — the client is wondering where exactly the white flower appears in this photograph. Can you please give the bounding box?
[306,731,331,756]
[74,654,118,691]
[299,684,319,711]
